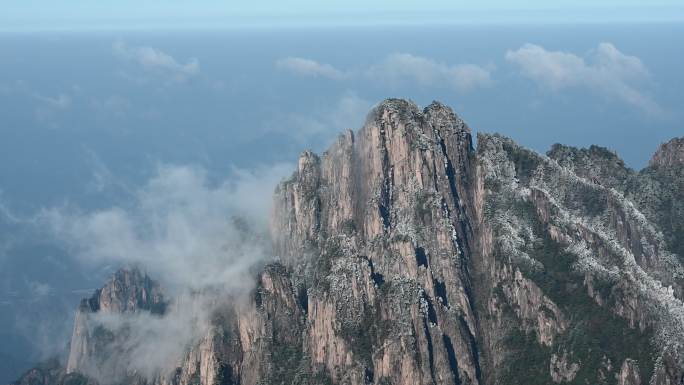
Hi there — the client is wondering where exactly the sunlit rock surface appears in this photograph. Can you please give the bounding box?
[15,100,684,385]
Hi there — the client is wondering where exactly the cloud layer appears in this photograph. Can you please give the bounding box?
[276,44,661,114]
[276,54,492,91]
[280,92,372,142]
[79,294,217,383]
[506,42,660,114]
[35,93,72,109]
[114,41,200,82]
[368,53,493,91]
[276,57,346,79]
[44,163,291,292]
[38,163,292,382]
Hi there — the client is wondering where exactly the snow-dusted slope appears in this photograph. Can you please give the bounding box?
[14,100,684,385]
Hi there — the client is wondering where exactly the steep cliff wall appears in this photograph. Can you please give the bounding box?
[476,134,684,385]
[14,100,684,385]
[272,99,481,385]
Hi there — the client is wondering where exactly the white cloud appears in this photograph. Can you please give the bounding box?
[91,95,132,118]
[280,92,372,142]
[0,233,13,268]
[114,41,200,82]
[35,93,71,109]
[276,57,346,79]
[83,148,134,195]
[275,54,492,91]
[368,53,493,91]
[79,295,215,383]
[42,163,292,292]
[37,163,293,382]
[0,198,22,224]
[506,42,660,114]
[27,281,52,298]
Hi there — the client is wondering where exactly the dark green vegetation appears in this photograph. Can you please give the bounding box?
[339,304,379,366]
[628,166,684,261]
[270,340,305,385]
[484,138,662,384]
[547,144,633,191]
[502,138,541,184]
[547,140,684,263]
[495,199,656,384]
[498,328,549,384]
[528,225,654,383]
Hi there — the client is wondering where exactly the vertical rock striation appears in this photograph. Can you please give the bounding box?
[66,268,166,376]
[273,99,481,385]
[14,101,684,385]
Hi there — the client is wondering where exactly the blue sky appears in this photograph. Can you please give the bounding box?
[0,4,683,382]
[2,0,684,31]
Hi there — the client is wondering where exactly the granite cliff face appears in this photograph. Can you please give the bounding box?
[15,99,684,385]
[649,138,684,168]
[66,269,166,378]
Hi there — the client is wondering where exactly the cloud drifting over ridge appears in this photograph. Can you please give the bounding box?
[37,163,293,382]
[280,92,372,142]
[114,41,200,82]
[506,42,660,114]
[43,163,292,292]
[79,295,216,383]
[276,54,492,91]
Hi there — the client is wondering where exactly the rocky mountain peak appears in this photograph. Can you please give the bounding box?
[546,143,633,190]
[273,97,474,257]
[66,268,166,377]
[650,136,684,168]
[547,143,625,167]
[80,267,165,314]
[366,98,470,137]
[16,99,684,385]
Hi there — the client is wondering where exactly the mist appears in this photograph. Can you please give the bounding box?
[77,294,216,383]
[44,163,292,292]
[38,162,293,383]
[2,23,683,383]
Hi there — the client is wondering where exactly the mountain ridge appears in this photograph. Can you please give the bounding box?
[13,99,684,385]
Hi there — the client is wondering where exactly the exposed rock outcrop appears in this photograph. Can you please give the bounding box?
[66,268,166,375]
[617,359,642,385]
[15,100,684,385]
[550,351,580,383]
[650,137,684,168]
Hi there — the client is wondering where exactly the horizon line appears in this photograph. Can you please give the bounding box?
[2,18,683,34]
